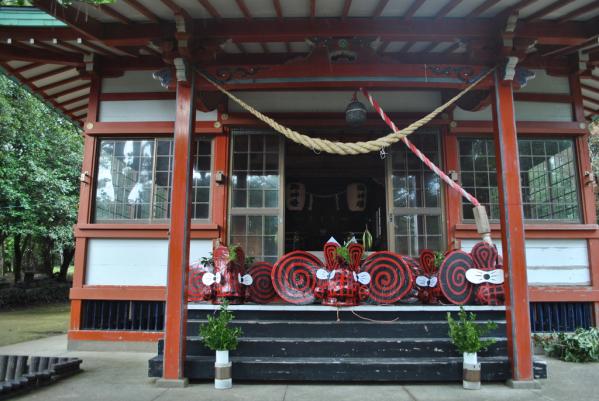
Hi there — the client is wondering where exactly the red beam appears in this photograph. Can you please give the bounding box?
[38,74,86,92]
[123,0,161,22]
[0,43,82,65]
[435,0,462,20]
[27,65,73,82]
[235,0,252,20]
[198,0,221,19]
[273,0,283,18]
[51,83,90,98]
[60,93,89,107]
[13,62,43,74]
[403,0,425,20]
[372,0,389,17]
[466,0,500,18]
[68,104,89,114]
[342,0,352,18]
[557,1,599,24]
[526,0,576,22]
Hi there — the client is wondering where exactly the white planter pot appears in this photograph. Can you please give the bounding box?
[463,352,477,365]
[216,350,229,365]
[214,350,232,390]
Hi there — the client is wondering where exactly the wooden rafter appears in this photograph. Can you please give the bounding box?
[28,65,73,82]
[76,39,112,56]
[68,104,89,114]
[284,42,291,53]
[51,83,90,98]
[98,6,132,24]
[310,0,316,18]
[52,40,89,54]
[435,0,462,20]
[403,0,426,20]
[60,93,89,108]
[235,0,252,20]
[260,43,270,53]
[0,43,82,65]
[38,75,86,92]
[499,0,540,17]
[27,40,77,58]
[400,41,415,53]
[14,62,43,74]
[526,0,575,22]
[419,42,438,53]
[273,0,283,19]
[31,0,103,40]
[161,0,192,20]
[0,61,81,123]
[557,1,599,24]
[465,0,500,18]
[442,41,462,54]
[372,0,389,17]
[123,0,161,23]
[376,40,390,54]
[198,0,221,19]
[342,0,352,18]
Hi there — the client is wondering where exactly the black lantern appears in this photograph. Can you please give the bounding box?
[345,91,367,126]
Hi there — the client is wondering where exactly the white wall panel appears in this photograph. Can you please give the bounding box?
[86,239,213,286]
[518,69,570,94]
[453,101,573,122]
[102,71,166,93]
[228,91,441,113]
[461,239,590,286]
[99,100,217,122]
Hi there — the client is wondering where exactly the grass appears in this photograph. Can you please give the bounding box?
[0,303,70,347]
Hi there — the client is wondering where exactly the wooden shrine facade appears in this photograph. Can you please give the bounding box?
[1,0,599,386]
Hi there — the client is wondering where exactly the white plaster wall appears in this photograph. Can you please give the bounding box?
[453,101,573,122]
[102,70,166,93]
[518,69,570,94]
[98,100,218,122]
[85,239,213,286]
[461,238,590,286]
[228,91,442,113]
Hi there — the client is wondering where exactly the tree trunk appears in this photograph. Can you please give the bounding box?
[13,234,22,283]
[42,238,54,278]
[0,234,4,277]
[58,246,75,282]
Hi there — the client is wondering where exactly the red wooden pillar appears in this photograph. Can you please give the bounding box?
[491,71,535,385]
[159,76,196,387]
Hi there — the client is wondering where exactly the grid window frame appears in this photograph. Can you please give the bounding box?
[93,137,213,224]
[457,136,581,223]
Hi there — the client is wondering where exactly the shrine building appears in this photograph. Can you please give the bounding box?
[1,0,599,387]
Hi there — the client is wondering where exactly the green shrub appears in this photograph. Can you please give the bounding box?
[0,280,70,310]
[447,307,497,353]
[200,301,242,351]
[536,328,599,362]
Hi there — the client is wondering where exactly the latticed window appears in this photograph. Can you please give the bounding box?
[458,137,580,222]
[94,138,212,223]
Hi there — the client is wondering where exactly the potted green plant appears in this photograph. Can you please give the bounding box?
[447,307,497,390]
[200,301,242,389]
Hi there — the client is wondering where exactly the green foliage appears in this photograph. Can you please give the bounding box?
[589,134,599,224]
[228,244,239,262]
[199,252,214,268]
[536,328,599,363]
[447,307,497,353]
[335,242,351,264]
[0,280,70,309]
[200,301,243,351]
[433,251,445,268]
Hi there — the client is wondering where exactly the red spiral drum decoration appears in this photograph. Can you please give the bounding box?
[470,242,498,270]
[361,251,414,304]
[272,251,323,304]
[188,263,211,302]
[437,250,475,305]
[419,249,437,275]
[247,262,276,304]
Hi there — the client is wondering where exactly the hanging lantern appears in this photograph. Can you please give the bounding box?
[345,91,367,126]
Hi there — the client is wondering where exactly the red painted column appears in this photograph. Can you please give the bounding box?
[491,71,534,383]
[161,76,196,385]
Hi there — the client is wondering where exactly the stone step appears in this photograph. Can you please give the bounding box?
[186,319,507,339]
[159,336,507,358]
[148,355,514,382]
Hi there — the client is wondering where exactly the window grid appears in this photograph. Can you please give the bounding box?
[391,132,443,256]
[94,138,212,223]
[458,137,580,222]
[229,133,281,263]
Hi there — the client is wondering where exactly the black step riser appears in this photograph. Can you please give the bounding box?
[170,339,507,358]
[148,356,510,382]
[186,321,506,339]
[187,309,506,322]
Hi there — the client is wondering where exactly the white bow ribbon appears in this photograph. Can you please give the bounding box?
[465,269,504,285]
[353,271,371,285]
[202,272,221,286]
[416,276,438,288]
[316,269,336,280]
[238,273,253,286]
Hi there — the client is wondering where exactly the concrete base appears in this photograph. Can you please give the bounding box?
[68,339,157,353]
[155,378,189,388]
[506,379,542,389]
